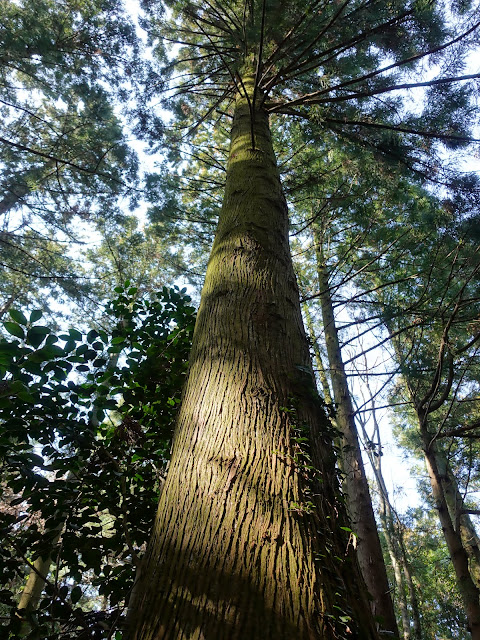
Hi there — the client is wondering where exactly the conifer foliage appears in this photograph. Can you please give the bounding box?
[0,0,480,638]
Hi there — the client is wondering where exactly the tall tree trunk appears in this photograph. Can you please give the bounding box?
[358,418,410,640]
[397,535,422,640]
[303,302,333,408]
[386,325,480,637]
[315,253,399,638]
[17,549,58,615]
[16,526,63,637]
[384,538,410,640]
[433,447,480,588]
[360,408,422,640]
[420,423,480,639]
[358,388,422,640]
[127,77,379,640]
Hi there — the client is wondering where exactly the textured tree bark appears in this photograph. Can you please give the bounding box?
[315,253,399,638]
[128,77,379,640]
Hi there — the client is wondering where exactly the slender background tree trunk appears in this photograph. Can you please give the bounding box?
[359,404,422,640]
[421,427,480,639]
[387,322,480,638]
[434,448,480,588]
[315,249,398,638]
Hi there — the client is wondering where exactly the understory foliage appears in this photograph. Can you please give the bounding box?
[0,286,195,639]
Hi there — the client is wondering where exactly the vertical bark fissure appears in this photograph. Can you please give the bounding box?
[315,243,398,638]
[128,77,379,640]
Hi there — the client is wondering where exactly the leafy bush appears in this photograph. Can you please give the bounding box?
[0,285,195,639]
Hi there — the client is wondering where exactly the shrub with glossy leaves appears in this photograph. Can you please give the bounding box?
[0,284,195,639]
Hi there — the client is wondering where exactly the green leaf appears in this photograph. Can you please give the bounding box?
[4,322,25,339]
[87,330,99,344]
[29,310,43,323]
[68,328,83,341]
[17,389,35,403]
[0,342,21,356]
[27,326,50,348]
[9,380,34,403]
[9,309,28,325]
[71,585,82,604]
[63,340,76,354]
[28,345,65,363]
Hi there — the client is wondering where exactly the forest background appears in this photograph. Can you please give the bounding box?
[0,0,480,638]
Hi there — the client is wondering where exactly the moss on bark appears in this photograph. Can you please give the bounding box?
[128,77,379,640]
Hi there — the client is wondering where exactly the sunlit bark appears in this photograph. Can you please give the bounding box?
[128,77,379,640]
